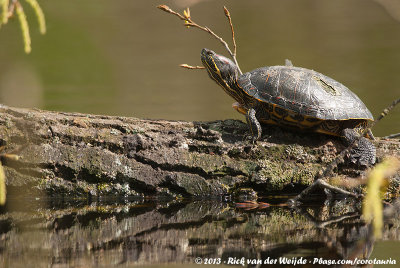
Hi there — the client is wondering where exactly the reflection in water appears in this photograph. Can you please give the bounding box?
[374,0,400,22]
[1,198,397,267]
[0,62,43,108]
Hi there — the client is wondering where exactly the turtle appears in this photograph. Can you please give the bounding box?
[200,48,376,166]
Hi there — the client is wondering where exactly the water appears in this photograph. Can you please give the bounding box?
[0,0,399,137]
[1,198,399,267]
[1,0,400,266]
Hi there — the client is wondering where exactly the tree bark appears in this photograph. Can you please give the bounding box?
[1,104,399,198]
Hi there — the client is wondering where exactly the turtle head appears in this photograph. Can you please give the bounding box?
[201,48,240,100]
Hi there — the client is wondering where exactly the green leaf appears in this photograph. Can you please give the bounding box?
[363,157,400,239]
[0,163,6,206]
[24,0,46,34]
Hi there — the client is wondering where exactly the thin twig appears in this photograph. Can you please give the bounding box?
[383,133,400,139]
[9,0,18,16]
[299,207,360,228]
[157,5,186,20]
[383,197,400,219]
[375,97,400,122]
[179,64,205,70]
[318,179,361,197]
[317,214,360,228]
[158,5,242,74]
[289,178,361,206]
[223,6,240,73]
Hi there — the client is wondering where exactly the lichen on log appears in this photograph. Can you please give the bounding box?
[0,104,399,199]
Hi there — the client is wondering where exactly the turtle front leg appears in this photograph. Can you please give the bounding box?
[246,108,262,141]
[341,128,376,167]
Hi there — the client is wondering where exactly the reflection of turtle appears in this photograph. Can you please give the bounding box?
[200,48,375,166]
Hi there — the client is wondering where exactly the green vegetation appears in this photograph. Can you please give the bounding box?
[363,157,400,239]
[0,162,5,205]
[0,0,46,53]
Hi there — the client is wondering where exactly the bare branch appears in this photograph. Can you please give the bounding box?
[288,178,361,206]
[8,0,18,18]
[224,7,237,57]
[157,4,242,74]
[375,97,400,122]
[318,179,360,197]
[157,5,186,20]
[223,6,241,74]
[383,133,400,139]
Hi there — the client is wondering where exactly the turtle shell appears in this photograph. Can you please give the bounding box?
[237,66,373,121]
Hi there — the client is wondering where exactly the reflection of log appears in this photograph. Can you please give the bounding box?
[1,200,398,266]
[1,104,399,198]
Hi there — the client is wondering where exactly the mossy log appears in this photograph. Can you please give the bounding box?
[0,104,399,199]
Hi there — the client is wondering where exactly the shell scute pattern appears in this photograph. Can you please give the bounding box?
[238,66,373,121]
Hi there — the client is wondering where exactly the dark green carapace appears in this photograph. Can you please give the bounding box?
[201,48,375,166]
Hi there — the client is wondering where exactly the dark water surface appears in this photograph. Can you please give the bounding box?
[1,197,399,267]
[0,0,399,136]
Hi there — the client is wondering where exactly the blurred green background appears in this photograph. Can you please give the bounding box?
[0,0,399,136]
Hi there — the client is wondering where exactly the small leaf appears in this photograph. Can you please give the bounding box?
[223,6,230,17]
[16,2,31,54]
[0,162,6,206]
[363,157,400,239]
[184,20,191,28]
[183,7,190,19]
[24,0,46,34]
[157,4,172,13]
[1,0,9,24]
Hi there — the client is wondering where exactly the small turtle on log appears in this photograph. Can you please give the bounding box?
[201,48,376,166]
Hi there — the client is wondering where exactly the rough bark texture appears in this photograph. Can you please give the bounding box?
[0,104,399,198]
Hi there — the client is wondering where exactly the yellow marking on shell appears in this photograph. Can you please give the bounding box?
[258,116,325,131]
[314,128,341,137]
[234,100,349,137]
[285,115,302,123]
[268,104,322,127]
[271,106,285,118]
[259,118,279,125]
[256,103,323,129]
[299,119,321,127]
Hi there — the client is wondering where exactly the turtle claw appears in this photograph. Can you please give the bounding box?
[342,128,376,167]
[347,140,376,167]
[243,133,257,144]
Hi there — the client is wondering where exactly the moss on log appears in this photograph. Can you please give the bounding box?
[0,104,399,199]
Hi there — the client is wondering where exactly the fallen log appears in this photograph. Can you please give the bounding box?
[0,104,399,199]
